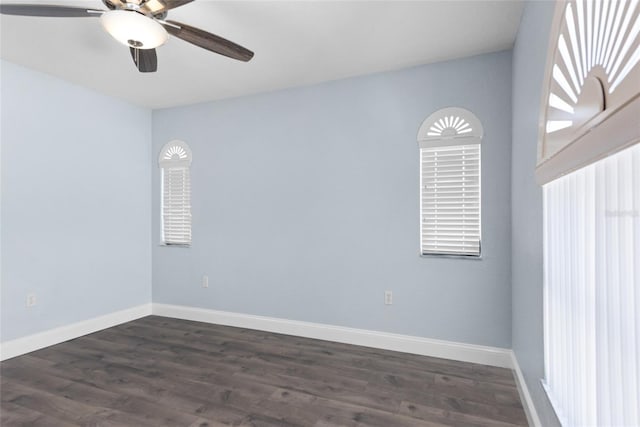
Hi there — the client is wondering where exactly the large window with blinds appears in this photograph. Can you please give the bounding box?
[543,143,639,426]
[539,0,640,425]
[417,107,483,257]
[159,140,192,246]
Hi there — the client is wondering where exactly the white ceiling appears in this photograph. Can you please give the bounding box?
[1,0,524,109]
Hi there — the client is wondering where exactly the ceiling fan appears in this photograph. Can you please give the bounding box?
[0,0,254,72]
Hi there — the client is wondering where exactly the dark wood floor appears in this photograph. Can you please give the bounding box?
[1,316,527,426]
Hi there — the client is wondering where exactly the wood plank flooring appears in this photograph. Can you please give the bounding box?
[1,316,527,426]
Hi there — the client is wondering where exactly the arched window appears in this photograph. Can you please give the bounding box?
[537,0,640,183]
[159,140,192,246]
[417,107,483,257]
[540,1,640,425]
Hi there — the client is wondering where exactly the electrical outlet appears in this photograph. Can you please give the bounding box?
[26,293,37,307]
[202,275,209,288]
[384,291,392,305]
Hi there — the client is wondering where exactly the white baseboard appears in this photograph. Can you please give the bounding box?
[0,303,152,361]
[152,303,512,368]
[511,351,542,427]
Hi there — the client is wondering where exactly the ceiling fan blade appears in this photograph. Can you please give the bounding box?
[163,20,254,62]
[0,4,103,17]
[130,47,158,73]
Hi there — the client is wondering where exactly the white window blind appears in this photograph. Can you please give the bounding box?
[417,107,483,257]
[543,142,640,427]
[421,144,481,256]
[159,141,192,246]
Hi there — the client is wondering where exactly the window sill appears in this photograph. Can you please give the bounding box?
[420,253,482,260]
[541,380,567,426]
[158,243,191,248]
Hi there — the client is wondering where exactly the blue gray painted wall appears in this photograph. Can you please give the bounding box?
[511,2,561,425]
[152,51,513,348]
[0,61,152,341]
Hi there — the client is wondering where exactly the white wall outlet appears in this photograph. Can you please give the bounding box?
[384,290,393,305]
[202,275,209,288]
[26,293,37,307]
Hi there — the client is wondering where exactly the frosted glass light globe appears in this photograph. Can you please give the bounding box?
[100,10,168,49]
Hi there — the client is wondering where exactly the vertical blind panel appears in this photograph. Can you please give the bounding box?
[161,167,192,245]
[421,144,481,255]
[543,142,639,426]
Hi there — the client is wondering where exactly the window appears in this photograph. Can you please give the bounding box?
[417,107,483,257]
[536,0,640,183]
[539,0,640,425]
[159,140,192,246]
[543,144,639,426]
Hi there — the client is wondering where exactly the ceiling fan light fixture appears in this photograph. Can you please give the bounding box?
[100,10,167,49]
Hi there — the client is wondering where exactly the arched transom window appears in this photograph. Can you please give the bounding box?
[538,0,640,183]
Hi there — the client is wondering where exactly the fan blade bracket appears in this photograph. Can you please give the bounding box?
[101,0,118,10]
[130,47,158,72]
[140,0,194,16]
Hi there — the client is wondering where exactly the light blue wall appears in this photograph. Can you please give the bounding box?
[0,61,152,341]
[511,2,561,425]
[152,51,513,348]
